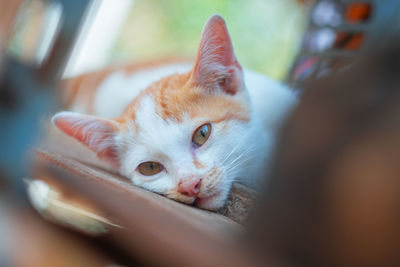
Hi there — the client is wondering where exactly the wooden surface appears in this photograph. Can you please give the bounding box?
[33,149,255,224]
[30,148,264,267]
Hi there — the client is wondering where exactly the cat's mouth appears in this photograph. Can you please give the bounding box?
[194,190,222,209]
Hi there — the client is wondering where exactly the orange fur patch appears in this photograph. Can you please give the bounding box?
[123,71,250,124]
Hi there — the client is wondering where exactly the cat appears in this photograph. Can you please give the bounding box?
[48,14,297,210]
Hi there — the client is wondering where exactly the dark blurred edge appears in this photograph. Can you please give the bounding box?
[249,35,400,267]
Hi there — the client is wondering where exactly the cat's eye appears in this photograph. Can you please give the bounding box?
[138,162,164,176]
[192,123,211,147]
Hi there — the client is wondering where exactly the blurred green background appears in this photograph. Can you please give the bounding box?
[112,0,307,80]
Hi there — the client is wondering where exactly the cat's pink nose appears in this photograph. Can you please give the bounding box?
[178,177,201,197]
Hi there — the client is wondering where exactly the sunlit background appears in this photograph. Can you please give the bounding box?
[8,0,307,80]
[112,0,307,80]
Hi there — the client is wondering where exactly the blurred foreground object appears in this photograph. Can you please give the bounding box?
[0,1,107,266]
[0,0,91,183]
[253,39,400,266]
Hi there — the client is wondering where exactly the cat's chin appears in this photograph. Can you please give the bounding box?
[194,190,227,211]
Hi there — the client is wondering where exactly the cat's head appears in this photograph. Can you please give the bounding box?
[53,15,256,210]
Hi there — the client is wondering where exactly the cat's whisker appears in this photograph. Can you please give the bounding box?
[224,163,254,184]
[225,145,256,170]
[225,158,254,177]
[225,147,257,171]
[220,130,253,166]
[222,151,256,183]
[221,139,244,165]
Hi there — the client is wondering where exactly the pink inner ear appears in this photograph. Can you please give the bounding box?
[192,15,243,94]
[52,112,120,167]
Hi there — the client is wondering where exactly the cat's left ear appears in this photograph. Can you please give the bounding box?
[52,111,120,167]
[191,14,243,95]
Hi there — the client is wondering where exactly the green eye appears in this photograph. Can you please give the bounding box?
[138,162,164,176]
[192,123,211,147]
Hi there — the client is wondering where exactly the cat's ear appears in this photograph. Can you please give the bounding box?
[191,14,243,95]
[52,111,120,167]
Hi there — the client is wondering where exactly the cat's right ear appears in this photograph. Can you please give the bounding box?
[52,111,120,167]
[191,14,243,95]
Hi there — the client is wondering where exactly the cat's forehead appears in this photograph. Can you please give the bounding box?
[135,96,190,141]
[124,72,250,124]
[125,96,196,163]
